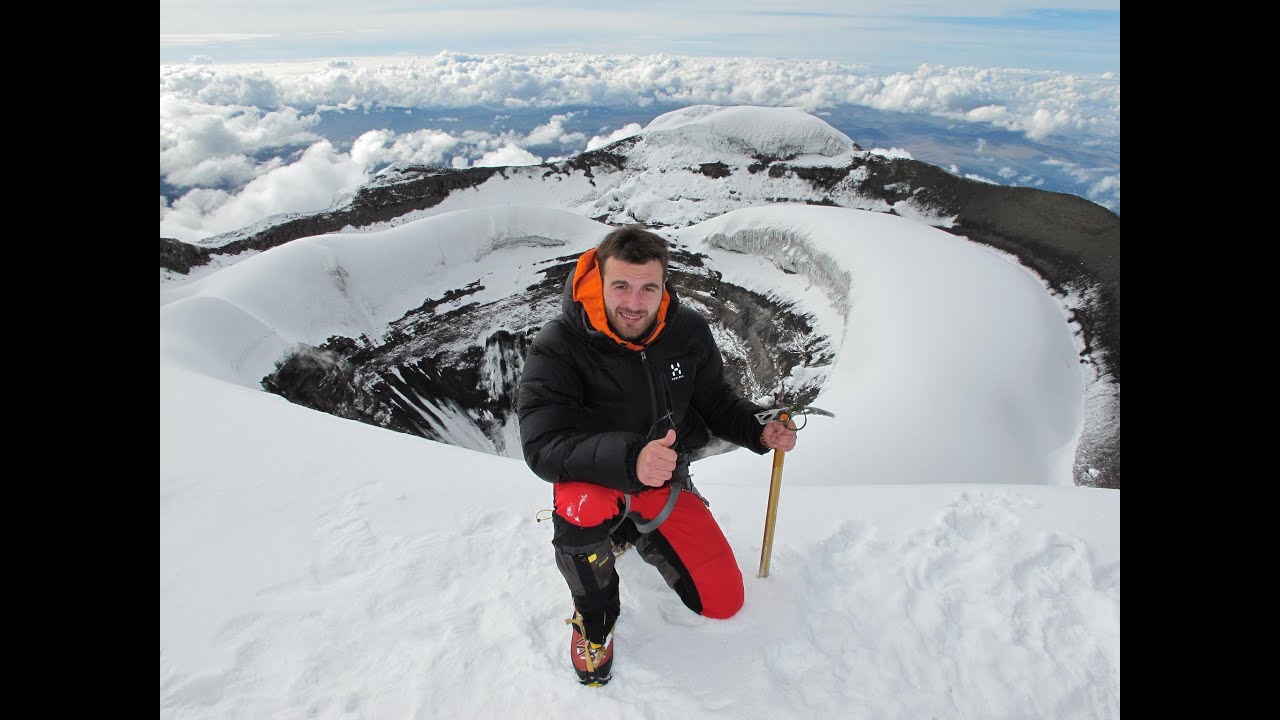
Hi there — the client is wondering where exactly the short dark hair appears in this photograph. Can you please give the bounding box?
[597,225,670,279]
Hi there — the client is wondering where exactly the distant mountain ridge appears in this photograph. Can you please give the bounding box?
[160,106,1119,487]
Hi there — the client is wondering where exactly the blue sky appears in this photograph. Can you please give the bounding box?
[159,1,1119,74]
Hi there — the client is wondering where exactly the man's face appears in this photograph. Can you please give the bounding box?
[601,258,665,340]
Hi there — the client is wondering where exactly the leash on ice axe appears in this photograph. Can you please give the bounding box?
[755,403,835,578]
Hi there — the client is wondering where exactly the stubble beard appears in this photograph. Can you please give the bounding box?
[607,305,655,341]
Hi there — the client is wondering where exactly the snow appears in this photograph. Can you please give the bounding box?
[161,206,605,384]
[161,198,1119,716]
[680,205,1082,487]
[641,105,856,160]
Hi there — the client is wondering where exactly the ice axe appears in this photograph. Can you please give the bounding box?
[755,403,835,578]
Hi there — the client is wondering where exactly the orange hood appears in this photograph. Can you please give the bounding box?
[571,248,671,351]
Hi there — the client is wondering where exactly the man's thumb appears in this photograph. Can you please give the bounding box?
[659,428,676,446]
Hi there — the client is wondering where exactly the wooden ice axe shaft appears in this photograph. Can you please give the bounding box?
[757,412,789,578]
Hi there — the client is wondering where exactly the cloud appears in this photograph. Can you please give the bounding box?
[1089,174,1120,198]
[166,154,279,187]
[350,128,460,167]
[472,143,542,168]
[160,92,322,186]
[1041,157,1103,185]
[524,112,586,147]
[1021,107,1085,141]
[159,53,1119,144]
[160,140,367,242]
[158,113,585,239]
[1038,158,1118,210]
[160,33,279,46]
[586,123,643,150]
[869,147,913,159]
[966,105,1008,123]
[160,65,285,107]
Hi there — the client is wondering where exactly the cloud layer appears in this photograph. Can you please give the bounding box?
[161,53,1118,142]
[160,53,1119,241]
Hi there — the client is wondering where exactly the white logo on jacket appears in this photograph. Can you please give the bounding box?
[670,362,684,380]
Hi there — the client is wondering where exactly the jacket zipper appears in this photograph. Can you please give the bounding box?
[639,350,661,434]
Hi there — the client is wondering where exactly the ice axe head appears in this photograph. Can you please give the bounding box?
[754,403,836,430]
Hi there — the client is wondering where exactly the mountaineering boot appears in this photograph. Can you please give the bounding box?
[610,519,640,559]
[566,611,614,686]
[610,538,632,558]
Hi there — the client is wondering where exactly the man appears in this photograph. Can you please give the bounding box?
[517,226,798,686]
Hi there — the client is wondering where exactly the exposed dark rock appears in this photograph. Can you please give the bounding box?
[261,337,365,422]
[787,164,852,191]
[160,237,209,275]
[697,162,731,178]
[564,145,631,173]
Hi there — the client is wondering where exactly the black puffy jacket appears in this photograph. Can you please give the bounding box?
[518,248,768,493]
